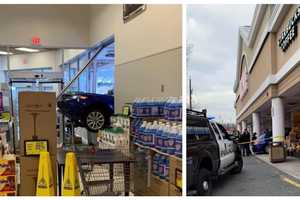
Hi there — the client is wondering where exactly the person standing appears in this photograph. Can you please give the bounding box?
[251,132,257,155]
[244,130,251,156]
[239,130,246,156]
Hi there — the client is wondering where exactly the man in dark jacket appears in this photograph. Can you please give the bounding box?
[244,130,251,156]
[239,130,246,156]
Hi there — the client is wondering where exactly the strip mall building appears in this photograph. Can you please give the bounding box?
[234,4,300,146]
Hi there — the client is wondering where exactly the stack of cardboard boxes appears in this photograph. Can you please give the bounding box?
[286,112,300,156]
[19,92,57,195]
[169,156,182,196]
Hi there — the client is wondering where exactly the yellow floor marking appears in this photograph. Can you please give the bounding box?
[280,175,300,189]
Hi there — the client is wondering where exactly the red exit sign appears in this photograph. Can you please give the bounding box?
[31,36,41,46]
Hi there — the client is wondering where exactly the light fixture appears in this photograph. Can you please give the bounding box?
[15,47,40,53]
[0,51,13,55]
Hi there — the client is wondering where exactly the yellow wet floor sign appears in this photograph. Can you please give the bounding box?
[36,151,55,196]
[62,152,81,196]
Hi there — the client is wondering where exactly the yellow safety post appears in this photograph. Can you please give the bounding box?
[36,151,55,196]
[62,152,81,196]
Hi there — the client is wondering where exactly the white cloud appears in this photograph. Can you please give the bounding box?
[187,4,255,123]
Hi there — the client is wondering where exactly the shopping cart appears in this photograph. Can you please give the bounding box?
[76,148,134,196]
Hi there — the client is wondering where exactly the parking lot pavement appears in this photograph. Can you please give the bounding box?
[212,156,300,196]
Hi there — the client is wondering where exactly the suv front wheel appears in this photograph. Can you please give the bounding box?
[84,109,108,132]
[197,168,212,195]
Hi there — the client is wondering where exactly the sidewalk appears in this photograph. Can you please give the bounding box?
[255,154,300,181]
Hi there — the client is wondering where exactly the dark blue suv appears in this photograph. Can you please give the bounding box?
[57,92,114,132]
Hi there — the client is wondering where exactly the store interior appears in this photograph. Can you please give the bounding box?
[0,4,182,196]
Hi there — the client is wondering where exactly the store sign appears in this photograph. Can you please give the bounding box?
[31,36,41,46]
[238,70,248,100]
[24,140,48,156]
[278,6,300,52]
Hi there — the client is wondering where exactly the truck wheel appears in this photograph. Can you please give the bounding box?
[231,155,243,174]
[197,168,212,196]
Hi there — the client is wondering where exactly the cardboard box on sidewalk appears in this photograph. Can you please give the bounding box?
[270,144,286,163]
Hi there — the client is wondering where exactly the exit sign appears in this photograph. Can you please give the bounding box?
[31,37,41,46]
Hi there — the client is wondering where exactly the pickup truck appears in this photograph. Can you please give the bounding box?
[187,109,243,195]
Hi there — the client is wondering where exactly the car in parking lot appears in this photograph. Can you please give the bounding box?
[57,92,114,132]
[253,133,272,154]
[187,109,243,196]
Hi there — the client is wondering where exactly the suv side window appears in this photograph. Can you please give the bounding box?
[187,117,211,142]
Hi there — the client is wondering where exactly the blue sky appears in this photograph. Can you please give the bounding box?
[187,4,255,123]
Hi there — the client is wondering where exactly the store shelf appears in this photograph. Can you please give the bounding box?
[0,191,16,196]
[133,142,181,161]
[130,114,182,196]
[131,116,180,124]
[0,174,15,178]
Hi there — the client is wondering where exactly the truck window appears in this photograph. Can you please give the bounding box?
[187,118,211,142]
[217,123,228,139]
[211,122,222,140]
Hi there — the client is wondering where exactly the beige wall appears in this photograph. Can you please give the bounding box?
[63,49,86,63]
[239,6,272,72]
[115,47,182,112]
[90,4,182,65]
[236,36,272,114]
[9,51,61,71]
[237,87,272,123]
[90,4,182,112]
[0,5,90,48]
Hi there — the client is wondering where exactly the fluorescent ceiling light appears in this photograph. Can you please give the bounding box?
[0,51,13,55]
[15,47,40,52]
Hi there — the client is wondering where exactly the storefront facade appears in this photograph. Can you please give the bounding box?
[234,5,300,149]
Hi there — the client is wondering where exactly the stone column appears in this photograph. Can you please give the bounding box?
[252,112,261,137]
[242,120,247,133]
[237,123,241,132]
[271,97,285,143]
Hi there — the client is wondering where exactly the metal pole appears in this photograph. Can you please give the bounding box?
[6,46,16,154]
[189,76,192,109]
[59,49,65,145]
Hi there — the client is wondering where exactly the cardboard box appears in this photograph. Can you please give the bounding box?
[19,92,57,156]
[169,157,182,186]
[270,144,286,163]
[149,175,169,196]
[19,155,57,196]
[168,183,181,196]
[292,112,300,127]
